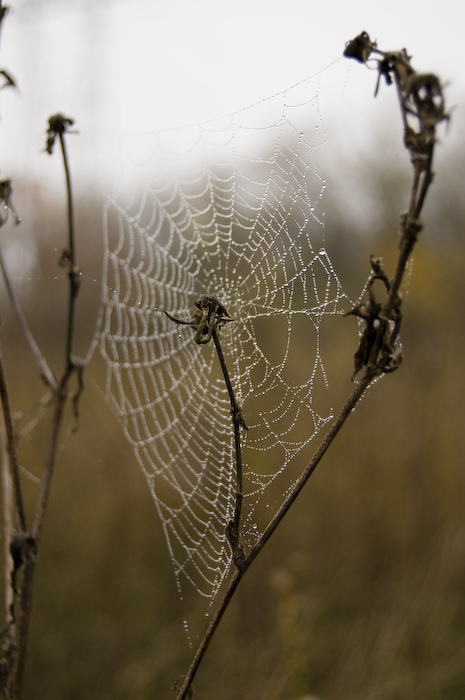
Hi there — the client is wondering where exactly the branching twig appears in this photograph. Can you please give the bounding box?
[175,32,448,699]
[1,114,82,700]
[0,4,85,695]
[344,32,448,379]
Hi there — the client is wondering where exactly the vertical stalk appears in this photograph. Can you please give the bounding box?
[58,130,78,369]
[0,343,26,533]
[10,387,67,699]
[212,328,244,535]
[6,116,79,699]
[1,435,13,631]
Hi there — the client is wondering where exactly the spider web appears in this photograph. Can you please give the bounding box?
[91,59,351,615]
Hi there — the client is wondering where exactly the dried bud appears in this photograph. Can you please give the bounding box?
[344,31,376,63]
[45,114,75,154]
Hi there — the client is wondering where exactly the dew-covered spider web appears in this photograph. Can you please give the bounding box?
[91,58,353,619]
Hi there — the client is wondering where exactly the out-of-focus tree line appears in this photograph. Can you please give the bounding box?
[0,135,464,700]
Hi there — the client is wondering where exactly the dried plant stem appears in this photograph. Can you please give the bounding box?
[31,382,68,540]
[177,33,447,699]
[245,371,376,565]
[165,302,247,568]
[2,115,80,699]
[175,369,375,699]
[212,328,243,538]
[0,343,26,532]
[58,130,79,368]
[175,568,242,699]
[1,436,13,631]
[9,384,68,698]
[176,212,423,699]
[29,118,79,543]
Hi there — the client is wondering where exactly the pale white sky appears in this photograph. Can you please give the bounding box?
[1,0,463,172]
[0,0,462,281]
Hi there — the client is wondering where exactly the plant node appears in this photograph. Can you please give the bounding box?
[164,294,233,345]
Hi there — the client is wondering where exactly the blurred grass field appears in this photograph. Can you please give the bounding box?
[1,144,465,700]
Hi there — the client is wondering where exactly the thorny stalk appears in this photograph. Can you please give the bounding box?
[0,113,82,699]
[175,32,448,699]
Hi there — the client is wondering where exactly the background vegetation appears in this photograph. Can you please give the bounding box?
[1,120,464,698]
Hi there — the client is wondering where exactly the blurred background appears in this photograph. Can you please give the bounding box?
[0,1,465,699]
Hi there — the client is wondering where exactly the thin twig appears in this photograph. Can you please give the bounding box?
[1,434,13,633]
[175,569,242,700]
[8,384,67,699]
[58,129,79,369]
[414,151,434,218]
[31,384,67,542]
[165,298,247,568]
[212,327,245,566]
[0,342,26,532]
[28,116,79,542]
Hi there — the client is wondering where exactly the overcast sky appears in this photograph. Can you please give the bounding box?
[0,2,460,457]
[1,0,463,172]
[0,0,462,284]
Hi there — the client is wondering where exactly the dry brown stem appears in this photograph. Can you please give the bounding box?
[175,32,448,699]
[0,112,82,699]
